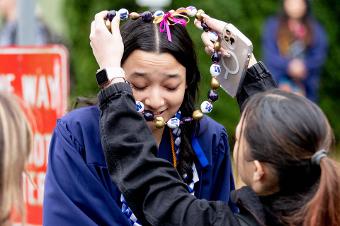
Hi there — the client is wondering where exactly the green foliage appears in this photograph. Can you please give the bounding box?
[64,0,340,146]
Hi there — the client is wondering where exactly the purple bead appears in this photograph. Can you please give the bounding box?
[211,52,221,63]
[143,110,154,121]
[201,22,210,32]
[182,117,193,123]
[106,10,116,22]
[208,90,219,102]
[141,11,153,22]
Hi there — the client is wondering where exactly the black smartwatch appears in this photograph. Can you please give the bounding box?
[96,67,125,88]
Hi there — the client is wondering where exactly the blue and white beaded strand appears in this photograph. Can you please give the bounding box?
[105,7,221,126]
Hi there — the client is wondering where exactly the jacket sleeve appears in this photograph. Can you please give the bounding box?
[99,83,241,226]
[262,17,290,82]
[304,21,328,73]
[209,130,236,203]
[43,119,128,226]
[236,61,277,111]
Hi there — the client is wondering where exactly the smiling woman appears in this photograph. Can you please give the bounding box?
[43,11,236,226]
[123,50,186,141]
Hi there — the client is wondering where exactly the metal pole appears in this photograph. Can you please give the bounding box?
[17,0,36,45]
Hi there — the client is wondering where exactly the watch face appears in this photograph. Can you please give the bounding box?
[96,69,108,86]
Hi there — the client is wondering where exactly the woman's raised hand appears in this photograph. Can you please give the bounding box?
[195,13,257,68]
[194,14,228,56]
[89,11,124,69]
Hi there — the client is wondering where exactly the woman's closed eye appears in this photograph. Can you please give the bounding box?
[166,86,179,92]
[131,84,147,91]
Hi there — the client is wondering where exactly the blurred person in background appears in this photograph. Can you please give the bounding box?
[0,93,32,226]
[262,0,327,102]
[0,0,61,45]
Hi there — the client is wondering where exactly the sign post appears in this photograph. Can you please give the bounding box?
[0,45,69,225]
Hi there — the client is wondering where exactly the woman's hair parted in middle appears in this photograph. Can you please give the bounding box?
[121,19,201,184]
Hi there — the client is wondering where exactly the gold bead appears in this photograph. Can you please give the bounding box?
[211,77,220,90]
[192,110,204,120]
[155,116,165,129]
[105,20,111,32]
[129,12,140,20]
[195,9,205,21]
[153,16,163,24]
[214,41,221,51]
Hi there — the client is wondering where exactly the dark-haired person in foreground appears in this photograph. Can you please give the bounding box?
[95,12,340,226]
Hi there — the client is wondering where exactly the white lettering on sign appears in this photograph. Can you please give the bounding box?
[0,73,15,92]
[21,60,62,110]
[23,172,45,206]
[28,133,51,168]
[23,133,51,206]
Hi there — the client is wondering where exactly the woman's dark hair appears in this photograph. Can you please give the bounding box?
[240,89,340,226]
[277,0,314,55]
[120,19,201,184]
[75,19,200,184]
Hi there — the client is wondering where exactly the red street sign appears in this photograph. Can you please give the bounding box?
[0,45,69,225]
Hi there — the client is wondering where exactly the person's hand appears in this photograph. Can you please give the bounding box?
[287,58,306,80]
[89,11,124,69]
[194,14,227,55]
[194,13,257,68]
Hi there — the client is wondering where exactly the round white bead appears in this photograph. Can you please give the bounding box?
[118,8,129,20]
[208,31,219,42]
[154,10,164,18]
[135,101,144,113]
[210,63,222,77]
[200,101,213,113]
[167,117,180,129]
[186,6,197,17]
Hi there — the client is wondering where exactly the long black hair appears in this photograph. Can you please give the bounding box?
[120,19,201,184]
[75,18,201,184]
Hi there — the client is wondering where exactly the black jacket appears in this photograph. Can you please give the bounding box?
[98,62,277,226]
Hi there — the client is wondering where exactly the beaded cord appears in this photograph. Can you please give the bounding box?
[105,6,223,128]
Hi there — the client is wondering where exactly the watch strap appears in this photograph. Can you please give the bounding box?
[96,67,126,88]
